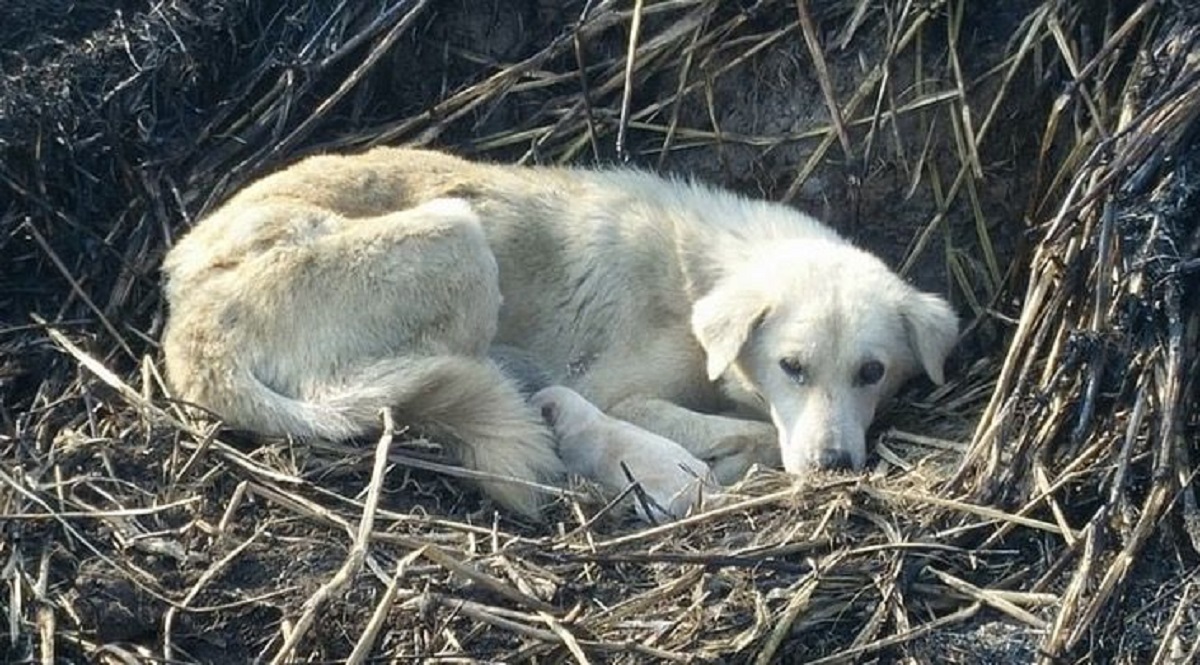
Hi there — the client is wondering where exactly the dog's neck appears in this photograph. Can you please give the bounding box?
[663,182,840,305]
[670,207,779,305]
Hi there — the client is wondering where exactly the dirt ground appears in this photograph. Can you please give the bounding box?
[3,1,1199,663]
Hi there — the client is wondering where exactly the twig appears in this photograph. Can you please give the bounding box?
[863,486,1080,540]
[806,603,981,665]
[259,0,431,169]
[268,409,396,664]
[615,0,645,162]
[591,481,855,550]
[424,594,689,662]
[755,572,819,664]
[164,529,265,661]
[927,567,1048,629]
[420,545,559,614]
[538,611,593,665]
[795,0,853,160]
[346,547,427,665]
[25,246,135,362]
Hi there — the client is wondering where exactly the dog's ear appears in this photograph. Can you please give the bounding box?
[691,286,770,381]
[900,290,958,384]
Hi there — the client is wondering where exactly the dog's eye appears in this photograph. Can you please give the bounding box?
[857,360,885,386]
[779,358,808,384]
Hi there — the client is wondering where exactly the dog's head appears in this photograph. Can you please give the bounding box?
[691,240,958,474]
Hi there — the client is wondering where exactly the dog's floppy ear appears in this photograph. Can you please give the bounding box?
[900,290,959,384]
[691,285,770,381]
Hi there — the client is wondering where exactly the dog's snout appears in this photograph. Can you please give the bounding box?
[816,448,853,471]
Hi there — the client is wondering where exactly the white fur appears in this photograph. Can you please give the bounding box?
[531,386,718,522]
[161,147,958,517]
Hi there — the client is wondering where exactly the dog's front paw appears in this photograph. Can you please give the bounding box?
[704,427,782,484]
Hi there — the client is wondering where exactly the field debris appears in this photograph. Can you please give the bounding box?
[2,0,1198,662]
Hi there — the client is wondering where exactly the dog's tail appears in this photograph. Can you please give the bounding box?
[221,356,564,517]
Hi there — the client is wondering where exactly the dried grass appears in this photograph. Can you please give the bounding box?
[2,0,1199,662]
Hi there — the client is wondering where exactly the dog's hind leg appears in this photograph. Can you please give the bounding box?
[164,197,561,516]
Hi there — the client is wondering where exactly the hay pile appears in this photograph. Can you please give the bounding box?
[2,0,1198,662]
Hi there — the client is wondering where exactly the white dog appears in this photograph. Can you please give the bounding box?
[531,386,718,522]
[161,147,957,516]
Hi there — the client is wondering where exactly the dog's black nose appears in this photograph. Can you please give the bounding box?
[817,449,853,471]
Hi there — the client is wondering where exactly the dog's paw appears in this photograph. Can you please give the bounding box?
[704,429,782,484]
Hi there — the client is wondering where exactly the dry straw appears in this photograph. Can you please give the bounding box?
[2,0,1198,662]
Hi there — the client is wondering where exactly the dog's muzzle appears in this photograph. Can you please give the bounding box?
[815,448,853,471]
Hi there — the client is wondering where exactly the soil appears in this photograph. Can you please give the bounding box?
[2,1,1196,663]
